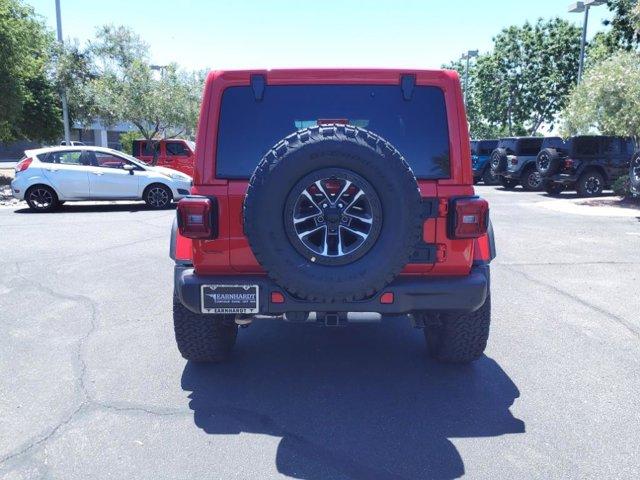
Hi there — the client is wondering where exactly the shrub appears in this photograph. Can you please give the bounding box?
[612,174,637,199]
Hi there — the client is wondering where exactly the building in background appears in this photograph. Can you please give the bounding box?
[0,120,136,162]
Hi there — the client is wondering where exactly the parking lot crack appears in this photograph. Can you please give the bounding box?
[501,264,640,339]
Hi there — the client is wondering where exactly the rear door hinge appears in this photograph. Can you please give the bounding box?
[436,244,447,262]
[438,198,449,217]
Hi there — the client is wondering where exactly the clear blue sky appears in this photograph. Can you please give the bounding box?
[29,0,613,71]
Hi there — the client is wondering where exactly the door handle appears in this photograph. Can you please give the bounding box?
[92,171,104,176]
[46,168,59,172]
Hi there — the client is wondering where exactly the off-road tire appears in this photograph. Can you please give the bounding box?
[536,148,562,177]
[173,294,238,362]
[498,177,518,190]
[521,165,543,191]
[490,148,508,174]
[630,151,640,195]
[421,295,491,364]
[482,165,500,185]
[25,185,59,212]
[543,180,565,196]
[576,170,605,197]
[244,124,422,302]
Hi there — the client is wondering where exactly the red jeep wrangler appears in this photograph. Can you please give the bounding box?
[170,69,495,364]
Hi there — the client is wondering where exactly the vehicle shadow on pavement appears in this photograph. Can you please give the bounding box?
[13,203,175,214]
[181,317,524,479]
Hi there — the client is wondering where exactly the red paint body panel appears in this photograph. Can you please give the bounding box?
[190,69,483,277]
[134,139,195,177]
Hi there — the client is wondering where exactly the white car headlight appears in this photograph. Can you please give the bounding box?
[170,173,189,181]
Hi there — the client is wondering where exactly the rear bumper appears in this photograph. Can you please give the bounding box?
[174,265,490,315]
[546,173,578,185]
[501,170,522,180]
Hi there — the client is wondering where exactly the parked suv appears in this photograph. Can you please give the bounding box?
[536,136,635,196]
[490,137,553,191]
[471,139,499,185]
[132,139,195,177]
[170,69,496,364]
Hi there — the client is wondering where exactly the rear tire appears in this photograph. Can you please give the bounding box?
[521,165,543,191]
[420,295,491,364]
[25,185,59,212]
[173,295,238,362]
[543,180,565,196]
[576,171,605,197]
[498,177,518,190]
[482,165,500,185]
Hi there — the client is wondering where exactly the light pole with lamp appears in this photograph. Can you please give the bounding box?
[461,50,479,107]
[54,0,71,145]
[568,0,607,84]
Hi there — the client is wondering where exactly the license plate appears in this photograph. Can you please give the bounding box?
[201,285,259,314]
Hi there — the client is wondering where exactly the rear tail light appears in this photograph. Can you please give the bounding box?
[510,158,518,165]
[450,197,489,239]
[564,158,575,169]
[176,197,216,239]
[15,157,32,173]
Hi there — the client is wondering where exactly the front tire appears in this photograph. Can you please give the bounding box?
[25,185,59,212]
[144,184,173,209]
[173,295,238,362]
[420,295,491,364]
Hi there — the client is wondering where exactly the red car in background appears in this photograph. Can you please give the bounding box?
[132,139,195,177]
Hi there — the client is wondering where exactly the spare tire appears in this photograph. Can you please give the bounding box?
[490,148,508,174]
[630,151,640,195]
[244,124,422,302]
[536,148,562,177]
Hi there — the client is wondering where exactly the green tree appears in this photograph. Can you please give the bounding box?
[562,51,640,145]
[443,59,507,139]
[0,0,61,142]
[602,0,640,51]
[473,18,582,136]
[57,25,202,163]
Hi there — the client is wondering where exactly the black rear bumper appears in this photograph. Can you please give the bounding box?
[174,265,490,315]
[546,173,579,185]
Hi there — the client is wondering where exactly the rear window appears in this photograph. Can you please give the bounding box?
[478,141,497,155]
[215,84,451,179]
[517,139,543,156]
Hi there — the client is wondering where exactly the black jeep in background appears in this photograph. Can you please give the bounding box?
[536,136,635,197]
[490,137,552,191]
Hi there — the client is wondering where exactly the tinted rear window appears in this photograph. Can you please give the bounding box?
[216,85,451,179]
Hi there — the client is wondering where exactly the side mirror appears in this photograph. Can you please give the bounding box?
[123,164,135,175]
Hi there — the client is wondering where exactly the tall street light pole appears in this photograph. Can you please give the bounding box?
[568,0,606,84]
[461,50,479,107]
[55,0,71,145]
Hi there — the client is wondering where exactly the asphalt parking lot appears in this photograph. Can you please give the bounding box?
[1,186,639,479]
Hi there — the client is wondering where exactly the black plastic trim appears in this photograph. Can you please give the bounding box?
[174,265,490,315]
[401,74,416,101]
[251,74,266,101]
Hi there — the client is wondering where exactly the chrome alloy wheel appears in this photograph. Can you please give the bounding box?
[285,169,382,266]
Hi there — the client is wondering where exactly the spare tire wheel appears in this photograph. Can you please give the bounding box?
[490,148,508,174]
[243,125,423,302]
[536,148,562,177]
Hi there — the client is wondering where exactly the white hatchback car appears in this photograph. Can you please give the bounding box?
[11,146,192,212]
